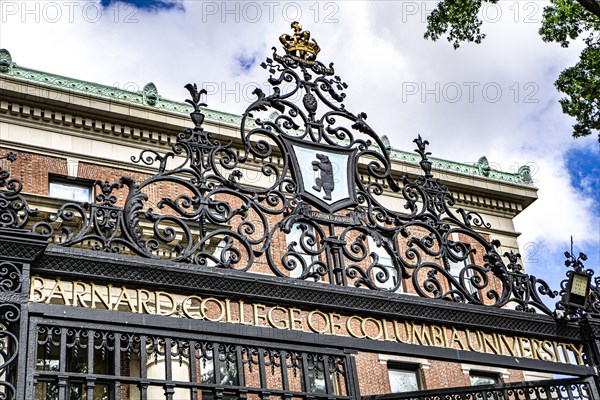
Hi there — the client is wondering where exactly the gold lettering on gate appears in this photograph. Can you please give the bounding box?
[29,277,586,367]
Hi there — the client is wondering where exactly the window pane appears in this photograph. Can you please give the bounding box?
[306,357,326,394]
[68,382,85,400]
[49,181,91,202]
[286,223,317,278]
[368,237,400,291]
[66,345,87,373]
[447,258,476,294]
[93,384,110,400]
[470,373,499,386]
[388,368,420,393]
[36,329,60,372]
[35,381,58,400]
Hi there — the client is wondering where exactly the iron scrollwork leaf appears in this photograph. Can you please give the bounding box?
[30,23,565,313]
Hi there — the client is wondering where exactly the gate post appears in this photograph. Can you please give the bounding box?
[580,317,600,392]
[0,229,49,399]
[343,349,361,399]
[0,152,52,399]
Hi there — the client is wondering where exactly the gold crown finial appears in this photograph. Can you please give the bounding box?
[279,22,321,61]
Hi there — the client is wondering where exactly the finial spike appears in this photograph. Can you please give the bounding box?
[413,135,433,178]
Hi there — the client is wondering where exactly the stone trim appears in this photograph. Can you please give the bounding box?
[461,363,510,379]
[1,68,535,187]
[0,98,177,147]
[378,354,431,369]
[0,98,530,216]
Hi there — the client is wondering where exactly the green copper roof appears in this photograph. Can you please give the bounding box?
[0,49,534,187]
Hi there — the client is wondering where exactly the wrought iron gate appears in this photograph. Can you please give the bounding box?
[362,377,599,400]
[1,21,600,400]
[27,317,359,400]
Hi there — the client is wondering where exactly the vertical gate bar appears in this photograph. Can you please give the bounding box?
[58,327,67,372]
[164,337,174,400]
[585,376,600,399]
[565,384,575,400]
[25,320,39,400]
[279,350,290,393]
[325,224,341,285]
[236,344,245,388]
[189,340,197,400]
[212,342,222,399]
[57,327,67,400]
[139,335,148,400]
[258,348,267,390]
[343,351,360,400]
[237,346,247,399]
[212,343,220,385]
[235,345,246,386]
[114,332,121,400]
[57,376,67,400]
[300,353,310,395]
[322,356,333,396]
[86,329,95,400]
[15,263,30,400]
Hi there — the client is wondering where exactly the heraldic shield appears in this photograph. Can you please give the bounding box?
[239,22,399,220]
[285,137,357,213]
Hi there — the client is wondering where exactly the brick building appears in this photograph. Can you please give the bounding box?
[0,23,595,400]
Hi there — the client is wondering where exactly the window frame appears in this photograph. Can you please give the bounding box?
[48,175,95,203]
[461,363,509,385]
[386,362,422,393]
[469,371,501,386]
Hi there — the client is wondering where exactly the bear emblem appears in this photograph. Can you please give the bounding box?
[312,153,335,201]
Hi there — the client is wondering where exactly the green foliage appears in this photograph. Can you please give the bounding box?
[424,0,600,142]
[540,0,599,141]
[539,0,599,47]
[424,0,497,49]
[555,44,600,140]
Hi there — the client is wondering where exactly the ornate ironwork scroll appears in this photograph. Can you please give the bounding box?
[47,23,557,311]
[3,24,562,315]
[0,153,36,230]
[0,303,19,399]
[0,153,52,236]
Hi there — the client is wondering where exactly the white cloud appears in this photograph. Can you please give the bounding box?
[1,0,598,284]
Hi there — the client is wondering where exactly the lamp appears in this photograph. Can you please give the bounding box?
[563,271,591,309]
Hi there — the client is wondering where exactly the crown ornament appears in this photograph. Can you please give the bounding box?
[279,22,321,61]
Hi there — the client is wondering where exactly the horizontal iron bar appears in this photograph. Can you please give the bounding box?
[29,303,594,376]
[361,377,594,399]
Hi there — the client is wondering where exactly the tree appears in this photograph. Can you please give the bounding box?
[424,0,600,142]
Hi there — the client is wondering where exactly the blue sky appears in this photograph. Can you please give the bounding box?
[565,147,600,207]
[100,0,183,11]
[1,1,598,309]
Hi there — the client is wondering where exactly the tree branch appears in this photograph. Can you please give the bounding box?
[576,0,600,18]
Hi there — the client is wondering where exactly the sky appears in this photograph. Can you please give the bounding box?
[0,0,598,303]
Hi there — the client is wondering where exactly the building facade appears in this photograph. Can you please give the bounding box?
[0,23,598,400]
